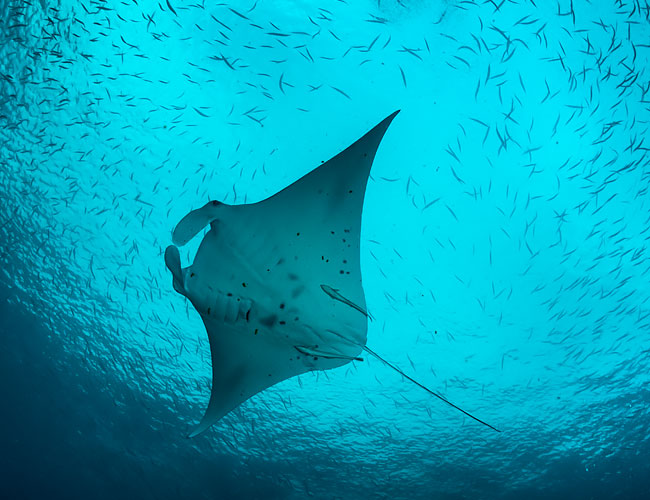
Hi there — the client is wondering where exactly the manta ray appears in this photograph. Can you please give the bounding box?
[165,110,499,436]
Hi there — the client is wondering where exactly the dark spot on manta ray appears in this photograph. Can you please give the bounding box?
[279,303,285,309]
[242,282,247,287]
[279,321,286,325]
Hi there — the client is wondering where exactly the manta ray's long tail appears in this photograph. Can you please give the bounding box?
[318,284,501,432]
[362,346,501,433]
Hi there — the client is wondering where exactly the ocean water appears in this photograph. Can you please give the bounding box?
[1,1,650,499]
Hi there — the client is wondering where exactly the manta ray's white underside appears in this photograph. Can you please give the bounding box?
[165,111,399,436]
[165,110,499,436]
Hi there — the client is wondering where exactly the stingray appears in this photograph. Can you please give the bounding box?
[165,110,499,436]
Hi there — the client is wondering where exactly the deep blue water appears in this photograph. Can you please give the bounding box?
[1,1,650,499]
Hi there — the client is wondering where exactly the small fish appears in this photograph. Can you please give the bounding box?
[166,0,177,16]
[320,284,371,319]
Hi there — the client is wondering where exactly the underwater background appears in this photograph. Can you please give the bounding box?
[1,0,650,499]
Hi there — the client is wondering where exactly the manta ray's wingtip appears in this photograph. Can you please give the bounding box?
[370,109,400,137]
[187,427,205,439]
[383,109,400,123]
[187,416,215,438]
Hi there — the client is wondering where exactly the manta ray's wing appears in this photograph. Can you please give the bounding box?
[165,111,399,436]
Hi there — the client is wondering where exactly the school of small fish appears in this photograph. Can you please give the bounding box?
[0,0,649,497]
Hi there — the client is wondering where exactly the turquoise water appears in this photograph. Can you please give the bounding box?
[1,1,649,499]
